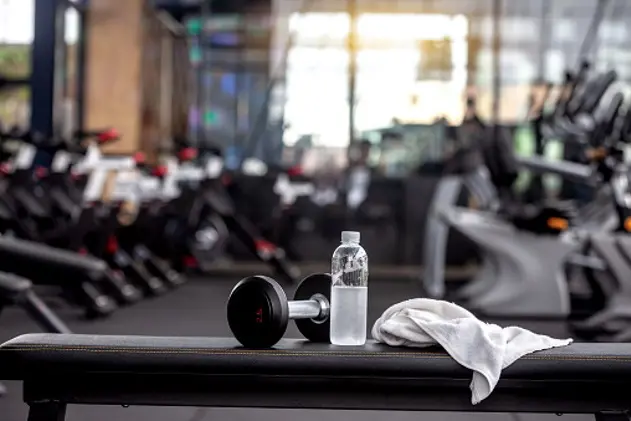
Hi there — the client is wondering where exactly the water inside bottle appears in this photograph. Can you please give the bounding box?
[330,285,368,345]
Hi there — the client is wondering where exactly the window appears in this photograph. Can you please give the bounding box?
[0,0,33,129]
[552,20,576,43]
[544,50,566,83]
[0,0,34,45]
[501,18,539,43]
[599,22,626,43]
[284,12,469,148]
[0,85,30,129]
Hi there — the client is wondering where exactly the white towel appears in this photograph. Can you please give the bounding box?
[371,299,573,405]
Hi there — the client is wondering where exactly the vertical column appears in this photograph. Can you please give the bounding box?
[30,0,65,137]
[537,0,552,81]
[171,35,190,142]
[193,3,207,147]
[156,30,173,158]
[84,0,144,154]
[490,0,502,130]
[347,0,358,145]
[76,1,88,133]
[139,6,164,162]
[267,0,296,158]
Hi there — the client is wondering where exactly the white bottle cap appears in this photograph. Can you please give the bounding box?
[341,231,360,243]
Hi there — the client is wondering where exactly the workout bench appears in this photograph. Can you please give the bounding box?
[1,334,631,421]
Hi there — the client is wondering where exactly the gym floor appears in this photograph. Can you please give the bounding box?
[0,276,589,421]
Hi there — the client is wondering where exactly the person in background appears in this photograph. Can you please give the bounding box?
[444,95,499,210]
[348,139,372,168]
[344,139,376,211]
[433,115,449,126]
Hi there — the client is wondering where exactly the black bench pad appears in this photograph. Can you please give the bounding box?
[2,334,631,413]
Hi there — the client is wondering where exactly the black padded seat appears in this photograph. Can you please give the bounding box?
[0,237,107,274]
[2,334,631,420]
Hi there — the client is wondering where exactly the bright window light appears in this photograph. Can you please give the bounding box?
[283,12,469,147]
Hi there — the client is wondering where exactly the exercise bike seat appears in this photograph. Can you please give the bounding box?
[0,237,107,274]
[2,333,631,415]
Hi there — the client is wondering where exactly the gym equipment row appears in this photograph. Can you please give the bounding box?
[0,118,304,331]
[423,61,631,339]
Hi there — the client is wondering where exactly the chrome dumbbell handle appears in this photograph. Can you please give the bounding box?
[288,294,329,322]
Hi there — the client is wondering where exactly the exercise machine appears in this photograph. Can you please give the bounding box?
[422,68,626,317]
[123,145,302,283]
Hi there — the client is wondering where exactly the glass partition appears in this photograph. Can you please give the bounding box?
[181,0,631,173]
[185,11,272,162]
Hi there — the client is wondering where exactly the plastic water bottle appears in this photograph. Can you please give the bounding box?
[330,231,368,346]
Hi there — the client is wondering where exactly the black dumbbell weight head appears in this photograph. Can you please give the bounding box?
[293,273,331,343]
[227,273,332,348]
[227,275,289,348]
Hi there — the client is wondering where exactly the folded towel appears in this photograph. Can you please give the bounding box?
[371,299,573,404]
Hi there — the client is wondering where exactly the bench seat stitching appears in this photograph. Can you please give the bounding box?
[2,346,631,362]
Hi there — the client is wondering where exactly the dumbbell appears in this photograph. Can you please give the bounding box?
[227,273,331,348]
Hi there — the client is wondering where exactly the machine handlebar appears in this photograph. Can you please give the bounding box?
[594,91,625,144]
[577,70,618,116]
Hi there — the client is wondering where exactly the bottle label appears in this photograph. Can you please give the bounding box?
[332,254,367,284]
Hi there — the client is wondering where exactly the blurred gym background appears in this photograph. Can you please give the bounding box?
[2,0,630,276]
[2,1,628,420]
